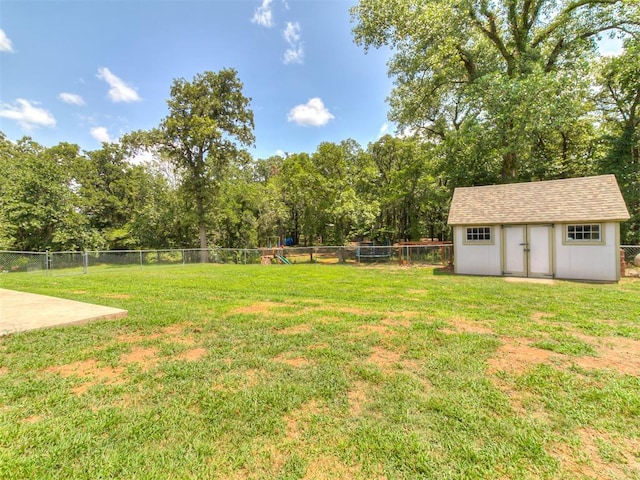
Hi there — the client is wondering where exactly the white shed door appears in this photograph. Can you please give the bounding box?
[527,225,553,278]
[503,225,526,276]
[503,225,554,278]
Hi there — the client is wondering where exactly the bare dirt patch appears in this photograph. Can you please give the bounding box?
[0,367,8,376]
[572,336,640,376]
[46,358,124,380]
[284,399,324,440]
[230,302,280,315]
[103,293,133,299]
[442,317,495,336]
[359,324,391,335]
[23,415,41,423]
[116,332,162,343]
[46,358,125,395]
[243,368,264,388]
[273,353,311,368]
[347,381,368,416]
[120,346,159,371]
[487,338,560,374]
[302,456,375,480]
[531,311,555,321]
[115,322,197,346]
[161,323,193,336]
[550,428,640,479]
[277,324,312,335]
[174,347,207,362]
[367,346,402,368]
[381,318,412,328]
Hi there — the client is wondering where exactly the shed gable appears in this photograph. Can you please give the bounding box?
[447,175,630,225]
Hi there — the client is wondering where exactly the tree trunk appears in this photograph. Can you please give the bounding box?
[199,223,208,263]
[196,194,208,263]
[501,151,517,180]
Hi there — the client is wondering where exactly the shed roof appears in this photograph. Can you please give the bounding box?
[447,175,630,225]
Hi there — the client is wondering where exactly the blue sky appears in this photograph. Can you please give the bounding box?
[0,1,624,160]
[0,0,393,159]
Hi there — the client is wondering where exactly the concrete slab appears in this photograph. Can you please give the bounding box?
[504,277,555,285]
[0,288,128,336]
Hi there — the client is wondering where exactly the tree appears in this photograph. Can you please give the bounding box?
[73,144,141,249]
[367,135,446,241]
[351,0,640,180]
[125,69,255,259]
[0,137,94,251]
[596,38,640,242]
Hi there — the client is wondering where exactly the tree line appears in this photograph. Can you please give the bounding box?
[0,129,454,251]
[1,0,639,251]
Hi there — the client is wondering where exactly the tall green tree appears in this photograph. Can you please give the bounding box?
[351,0,639,180]
[125,69,255,257]
[596,38,640,242]
[367,135,446,241]
[74,144,140,249]
[0,137,94,251]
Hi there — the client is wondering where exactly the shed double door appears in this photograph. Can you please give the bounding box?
[503,225,553,278]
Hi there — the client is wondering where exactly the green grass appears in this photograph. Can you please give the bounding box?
[1,265,639,479]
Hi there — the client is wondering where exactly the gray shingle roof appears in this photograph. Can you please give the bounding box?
[447,175,630,225]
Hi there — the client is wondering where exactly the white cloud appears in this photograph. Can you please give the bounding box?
[0,99,56,130]
[90,126,113,143]
[275,149,285,157]
[252,0,273,28]
[283,21,300,44]
[0,29,13,52]
[97,67,141,103]
[282,0,289,10]
[287,97,335,127]
[283,22,304,65]
[284,46,304,65]
[379,123,389,137]
[59,92,85,106]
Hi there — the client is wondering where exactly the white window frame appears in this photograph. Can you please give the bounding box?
[463,226,494,245]
[564,224,604,245]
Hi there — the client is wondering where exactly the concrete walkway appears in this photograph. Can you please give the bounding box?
[0,289,128,336]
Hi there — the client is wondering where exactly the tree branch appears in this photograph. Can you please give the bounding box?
[532,0,622,48]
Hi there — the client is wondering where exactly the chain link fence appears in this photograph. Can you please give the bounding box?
[0,251,47,275]
[621,245,640,277]
[1,244,454,276]
[5,246,640,276]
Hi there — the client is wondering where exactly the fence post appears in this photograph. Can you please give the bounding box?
[83,251,88,274]
[45,250,50,276]
[139,250,143,270]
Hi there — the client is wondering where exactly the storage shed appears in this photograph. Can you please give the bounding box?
[447,175,630,281]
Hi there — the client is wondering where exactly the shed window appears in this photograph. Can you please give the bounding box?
[567,224,601,242]
[466,226,492,242]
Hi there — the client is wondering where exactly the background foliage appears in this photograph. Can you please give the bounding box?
[1,28,639,250]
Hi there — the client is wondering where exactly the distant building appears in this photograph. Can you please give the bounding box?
[447,175,630,281]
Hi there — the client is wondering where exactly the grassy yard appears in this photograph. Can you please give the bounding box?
[1,264,639,479]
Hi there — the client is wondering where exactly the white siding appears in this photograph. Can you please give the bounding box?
[453,226,502,276]
[554,222,619,281]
